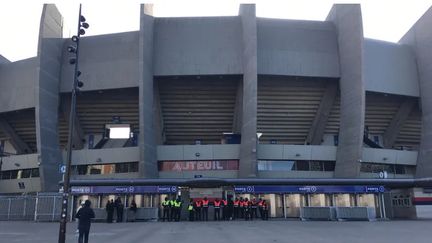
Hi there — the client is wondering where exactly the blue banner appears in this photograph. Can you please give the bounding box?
[71,185,178,194]
[234,185,386,194]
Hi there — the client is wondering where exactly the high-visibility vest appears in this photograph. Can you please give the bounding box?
[214,201,221,208]
[222,200,227,206]
[258,201,263,207]
[174,201,181,208]
[234,200,239,207]
[202,200,209,207]
[169,200,175,206]
[240,201,245,207]
[162,201,170,207]
[196,201,202,207]
[251,201,257,208]
[262,203,268,210]
[188,204,194,211]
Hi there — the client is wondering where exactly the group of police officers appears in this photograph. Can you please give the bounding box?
[161,196,269,222]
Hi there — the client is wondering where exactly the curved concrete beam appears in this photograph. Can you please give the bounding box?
[327,4,365,178]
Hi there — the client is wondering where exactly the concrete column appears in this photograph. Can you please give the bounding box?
[138,4,158,178]
[35,4,64,191]
[327,4,365,178]
[232,80,243,134]
[306,81,338,145]
[0,118,32,154]
[61,97,85,150]
[399,7,432,178]
[383,99,416,149]
[239,4,258,178]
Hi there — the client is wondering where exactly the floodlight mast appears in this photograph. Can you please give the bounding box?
[58,4,89,243]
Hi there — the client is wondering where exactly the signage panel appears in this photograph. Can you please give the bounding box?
[71,185,178,194]
[158,160,239,171]
[234,185,386,194]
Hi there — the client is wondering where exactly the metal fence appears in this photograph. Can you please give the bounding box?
[0,193,62,221]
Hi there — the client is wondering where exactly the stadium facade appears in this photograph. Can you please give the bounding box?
[1,3,432,219]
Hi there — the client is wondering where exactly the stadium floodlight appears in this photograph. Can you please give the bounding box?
[67,46,76,53]
[105,124,131,139]
[58,4,89,243]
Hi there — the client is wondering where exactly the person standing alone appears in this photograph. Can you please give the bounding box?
[76,200,95,243]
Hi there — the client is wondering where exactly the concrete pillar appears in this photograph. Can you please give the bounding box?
[306,82,338,145]
[327,4,365,178]
[35,4,64,191]
[232,80,243,134]
[138,4,158,178]
[239,4,258,178]
[399,7,432,178]
[383,99,416,149]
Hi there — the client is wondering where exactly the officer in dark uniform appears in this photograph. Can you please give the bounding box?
[169,196,176,221]
[194,199,202,221]
[202,197,209,221]
[233,197,240,220]
[251,198,258,220]
[188,199,195,221]
[161,197,170,221]
[244,198,250,221]
[214,198,221,221]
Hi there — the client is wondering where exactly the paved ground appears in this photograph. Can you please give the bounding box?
[0,219,431,243]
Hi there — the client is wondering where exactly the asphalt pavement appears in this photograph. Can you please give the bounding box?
[0,219,430,243]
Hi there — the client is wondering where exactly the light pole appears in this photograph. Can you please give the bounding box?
[58,4,89,243]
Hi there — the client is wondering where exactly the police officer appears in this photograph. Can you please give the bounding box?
[169,196,176,221]
[233,197,240,220]
[243,198,250,221]
[258,198,264,220]
[188,199,194,221]
[250,198,258,220]
[214,198,221,221]
[221,197,228,220]
[161,197,170,222]
[194,198,202,221]
[239,197,245,219]
[202,197,209,221]
[174,198,182,222]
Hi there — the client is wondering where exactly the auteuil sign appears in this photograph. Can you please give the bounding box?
[159,160,239,171]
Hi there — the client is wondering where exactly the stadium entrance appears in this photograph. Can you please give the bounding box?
[71,184,386,220]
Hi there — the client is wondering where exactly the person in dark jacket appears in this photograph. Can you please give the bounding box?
[115,197,124,222]
[75,200,95,243]
[129,199,138,222]
[105,200,114,223]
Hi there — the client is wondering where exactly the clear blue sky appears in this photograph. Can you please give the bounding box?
[0,0,431,62]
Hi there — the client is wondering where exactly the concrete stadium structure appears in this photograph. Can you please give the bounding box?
[1,3,432,219]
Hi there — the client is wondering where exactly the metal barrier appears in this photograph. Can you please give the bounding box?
[300,207,336,221]
[335,207,376,221]
[135,208,159,221]
[0,193,62,221]
[0,196,37,221]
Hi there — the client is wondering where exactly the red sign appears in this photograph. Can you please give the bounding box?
[158,160,239,171]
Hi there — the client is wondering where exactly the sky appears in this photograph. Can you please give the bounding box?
[0,0,431,62]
